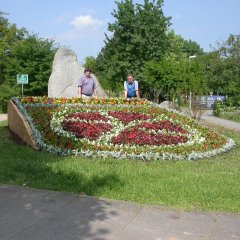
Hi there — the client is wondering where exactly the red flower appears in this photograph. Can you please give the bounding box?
[65,112,110,122]
[139,120,188,134]
[62,121,113,141]
[108,111,150,124]
[111,127,187,146]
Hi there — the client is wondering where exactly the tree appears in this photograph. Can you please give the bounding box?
[164,30,203,61]
[164,30,188,61]
[221,35,240,97]
[95,0,171,92]
[141,29,206,102]
[0,12,26,84]
[142,57,206,103]
[183,39,204,57]
[83,56,97,73]
[0,13,58,111]
[204,34,240,98]
[4,34,58,95]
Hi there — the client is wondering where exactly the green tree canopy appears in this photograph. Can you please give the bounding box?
[0,13,58,111]
[83,56,97,74]
[0,12,27,83]
[142,57,206,102]
[203,34,240,97]
[165,30,203,61]
[95,0,171,92]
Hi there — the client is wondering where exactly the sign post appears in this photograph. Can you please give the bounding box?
[17,74,28,97]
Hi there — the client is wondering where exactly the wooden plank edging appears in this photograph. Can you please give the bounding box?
[7,100,39,150]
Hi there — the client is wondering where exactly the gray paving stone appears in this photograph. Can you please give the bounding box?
[201,115,240,131]
[0,218,30,240]
[0,186,77,220]
[117,207,172,239]
[0,184,240,240]
[211,214,240,240]
[165,211,216,239]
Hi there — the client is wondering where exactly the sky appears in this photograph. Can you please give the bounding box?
[1,0,240,63]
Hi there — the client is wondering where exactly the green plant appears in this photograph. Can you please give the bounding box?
[226,95,240,107]
[213,100,224,117]
[0,120,240,212]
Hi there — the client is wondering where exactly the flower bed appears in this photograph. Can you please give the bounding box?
[20,96,149,106]
[12,96,235,160]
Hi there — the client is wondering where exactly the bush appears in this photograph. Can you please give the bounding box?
[0,84,20,112]
[226,96,240,107]
[213,99,240,122]
[213,100,224,117]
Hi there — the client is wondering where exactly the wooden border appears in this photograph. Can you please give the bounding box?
[7,100,39,150]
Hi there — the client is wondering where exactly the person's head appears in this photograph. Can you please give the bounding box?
[127,74,134,83]
[84,68,92,77]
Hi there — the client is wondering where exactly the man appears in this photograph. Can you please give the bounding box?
[124,74,140,99]
[78,68,97,98]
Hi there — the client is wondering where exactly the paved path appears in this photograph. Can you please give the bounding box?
[0,184,239,240]
[201,111,240,131]
[0,114,7,122]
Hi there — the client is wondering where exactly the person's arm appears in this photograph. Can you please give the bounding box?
[124,90,128,99]
[135,81,140,98]
[93,88,98,98]
[92,79,98,98]
[124,81,128,99]
[78,86,82,97]
[78,77,83,97]
[136,90,140,98]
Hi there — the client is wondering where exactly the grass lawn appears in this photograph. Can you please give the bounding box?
[220,115,240,123]
[0,120,239,212]
[218,110,240,123]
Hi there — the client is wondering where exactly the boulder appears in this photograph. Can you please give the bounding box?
[48,48,108,98]
[159,101,173,108]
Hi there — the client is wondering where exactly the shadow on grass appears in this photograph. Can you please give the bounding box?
[0,123,123,195]
[0,122,124,239]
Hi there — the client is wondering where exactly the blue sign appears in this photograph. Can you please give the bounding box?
[196,95,226,109]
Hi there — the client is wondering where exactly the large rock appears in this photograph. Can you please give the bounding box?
[159,101,173,109]
[48,48,108,98]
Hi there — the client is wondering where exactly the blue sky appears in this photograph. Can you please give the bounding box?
[1,0,240,63]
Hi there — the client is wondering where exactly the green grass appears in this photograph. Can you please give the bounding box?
[0,120,239,212]
[219,110,240,123]
[220,115,240,123]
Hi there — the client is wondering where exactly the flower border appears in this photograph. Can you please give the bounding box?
[11,97,235,161]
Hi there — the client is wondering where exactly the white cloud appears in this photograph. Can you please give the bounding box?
[70,15,103,28]
[47,15,106,42]
[53,25,105,42]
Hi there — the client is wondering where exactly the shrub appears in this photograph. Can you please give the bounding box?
[213,100,224,117]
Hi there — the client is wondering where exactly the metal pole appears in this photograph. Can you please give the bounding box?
[188,55,196,110]
[189,91,192,109]
[22,84,23,98]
